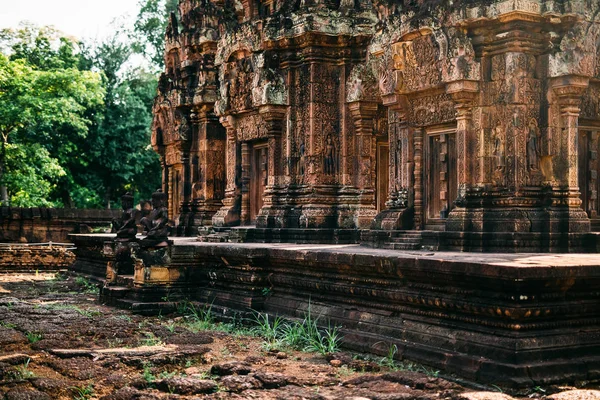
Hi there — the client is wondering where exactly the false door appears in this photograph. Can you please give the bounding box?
[424,131,457,229]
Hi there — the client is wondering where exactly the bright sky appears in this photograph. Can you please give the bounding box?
[0,0,141,41]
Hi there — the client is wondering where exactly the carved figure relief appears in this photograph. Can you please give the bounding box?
[178,114,191,141]
[492,120,506,186]
[324,134,336,175]
[297,142,305,177]
[527,118,541,171]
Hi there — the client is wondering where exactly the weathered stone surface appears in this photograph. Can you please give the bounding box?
[210,361,252,376]
[220,374,263,392]
[0,245,75,271]
[156,377,218,394]
[0,207,119,243]
[94,237,600,387]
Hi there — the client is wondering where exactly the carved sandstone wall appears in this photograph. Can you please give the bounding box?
[152,0,600,240]
[0,207,120,243]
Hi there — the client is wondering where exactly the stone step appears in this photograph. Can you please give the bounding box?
[115,275,134,287]
[389,237,421,243]
[391,243,421,250]
[103,286,130,299]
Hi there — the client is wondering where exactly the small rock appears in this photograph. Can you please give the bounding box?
[330,359,343,367]
[244,355,265,364]
[547,390,600,400]
[220,375,263,392]
[276,352,288,359]
[254,371,289,388]
[202,352,216,363]
[5,388,51,400]
[457,392,516,400]
[185,366,202,375]
[211,361,252,376]
[100,387,161,400]
[156,377,218,395]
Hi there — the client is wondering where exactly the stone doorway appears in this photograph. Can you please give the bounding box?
[250,142,269,223]
[424,130,457,229]
[376,142,389,213]
[578,128,600,229]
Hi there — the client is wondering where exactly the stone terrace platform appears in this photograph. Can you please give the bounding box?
[71,234,600,387]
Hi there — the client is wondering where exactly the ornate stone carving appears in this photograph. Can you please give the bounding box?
[409,93,455,126]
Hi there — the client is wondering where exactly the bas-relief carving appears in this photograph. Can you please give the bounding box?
[236,114,268,141]
[581,84,600,120]
[409,93,455,126]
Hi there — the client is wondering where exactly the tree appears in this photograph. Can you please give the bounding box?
[0,53,104,206]
[131,0,179,69]
[75,35,161,208]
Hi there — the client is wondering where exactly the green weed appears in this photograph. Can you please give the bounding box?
[142,362,156,385]
[71,384,94,400]
[9,358,34,380]
[75,276,99,294]
[139,332,164,347]
[0,321,17,329]
[26,332,43,344]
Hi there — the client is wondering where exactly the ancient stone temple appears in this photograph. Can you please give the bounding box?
[151,0,600,250]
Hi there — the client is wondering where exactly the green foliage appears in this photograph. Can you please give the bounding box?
[71,384,94,400]
[74,276,100,294]
[0,21,161,208]
[252,307,342,356]
[139,331,165,346]
[132,0,180,69]
[26,332,42,344]
[142,362,156,385]
[0,45,104,206]
[9,358,35,380]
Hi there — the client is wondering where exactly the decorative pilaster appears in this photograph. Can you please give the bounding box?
[413,128,424,230]
[212,116,241,227]
[348,100,379,228]
[240,142,251,224]
[548,75,591,232]
[446,80,479,199]
[256,105,289,228]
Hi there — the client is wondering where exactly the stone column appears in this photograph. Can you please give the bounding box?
[212,115,241,226]
[549,75,591,232]
[413,128,424,230]
[256,105,288,228]
[348,101,379,228]
[446,81,479,198]
[181,153,191,213]
[445,81,479,231]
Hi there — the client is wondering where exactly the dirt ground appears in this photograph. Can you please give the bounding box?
[0,272,598,400]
